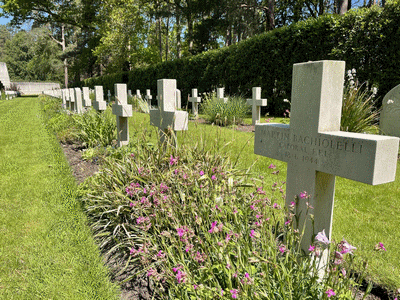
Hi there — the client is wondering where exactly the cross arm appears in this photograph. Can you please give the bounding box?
[254,123,291,162]
[316,132,399,185]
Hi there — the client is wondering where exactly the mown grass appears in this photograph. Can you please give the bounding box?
[0,97,119,299]
[128,111,400,292]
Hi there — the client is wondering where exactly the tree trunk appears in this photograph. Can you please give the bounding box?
[61,25,68,88]
[176,14,181,59]
[187,14,193,52]
[266,0,275,31]
[158,17,162,61]
[165,16,169,61]
[337,0,349,14]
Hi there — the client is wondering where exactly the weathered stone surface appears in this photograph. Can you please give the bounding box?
[112,84,133,147]
[254,60,399,259]
[0,62,11,89]
[247,87,267,125]
[380,84,400,138]
[150,79,188,142]
[93,86,107,111]
[82,87,91,107]
[189,88,201,117]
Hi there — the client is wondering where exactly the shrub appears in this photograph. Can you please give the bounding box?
[79,133,366,299]
[72,107,117,148]
[201,92,250,126]
[340,69,379,133]
[128,95,150,113]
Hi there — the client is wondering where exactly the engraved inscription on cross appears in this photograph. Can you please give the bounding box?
[254,60,399,255]
[150,79,188,143]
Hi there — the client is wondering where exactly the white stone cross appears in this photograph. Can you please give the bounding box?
[247,87,267,125]
[217,88,228,103]
[61,89,67,108]
[112,84,133,147]
[64,89,70,109]
[136,89,141,99]
[82,87,91,108]
[74,88,83,114]
[107,90,111,103]
[254,60,399,259]
[69,88,75,112]
[176,89,181,109]
[150,79,188,143]
[145,89,152,107]
[93,86,107,112]
[128,90,132,97]
[189,88,201,117]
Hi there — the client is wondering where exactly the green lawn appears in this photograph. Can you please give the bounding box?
[129,111,400,291]
[0,98,119,299]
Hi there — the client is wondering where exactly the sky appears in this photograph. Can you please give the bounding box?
[0,8,11,26]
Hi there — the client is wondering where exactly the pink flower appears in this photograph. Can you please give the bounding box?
[284,219,291,225]
[279,245,286,254]
[208,221,218,233]
[268,164,276,169]
[230,289,239,299]
[308,245,315,252]
[339,239,357,254]
[176,227,185,237]
[299,191,307,199]
[169,155,178,166]
[315,229,330,245]
[193,284,198,290]
[176,270,186,283]
[249,230,256,238]
[375,242,386,251]
[245,272,250,278]
[211,175,217,180]
[199,170,204,176]
[129,202,134,207]
[325,289,336,297]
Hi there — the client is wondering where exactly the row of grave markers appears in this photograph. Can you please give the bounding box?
[43,60,400,274]
[45,84,270,126]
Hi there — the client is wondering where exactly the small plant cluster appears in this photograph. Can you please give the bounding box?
[201,92,250,126]
[80,133,367,299]
[340,69,379,133]
[128,94,150,113]
[40,94,117,147]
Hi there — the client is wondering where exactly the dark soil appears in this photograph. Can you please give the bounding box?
[59,122,394,300]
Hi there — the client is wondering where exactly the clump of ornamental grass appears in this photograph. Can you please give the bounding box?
[128,94,150,113]
[340,69,380,133]
[78,131,367,299]
[201,92,249,126]
[72,107,117,148]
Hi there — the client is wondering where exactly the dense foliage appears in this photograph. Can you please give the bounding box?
[201,92,250,126]
[81,3,400,116]
[79,132,367,299]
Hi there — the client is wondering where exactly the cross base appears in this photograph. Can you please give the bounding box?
[150,109,188,131]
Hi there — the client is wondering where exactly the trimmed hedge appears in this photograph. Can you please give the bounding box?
[80,4,400,116]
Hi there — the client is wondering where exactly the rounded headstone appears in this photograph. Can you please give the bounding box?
[380,84,400,137]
